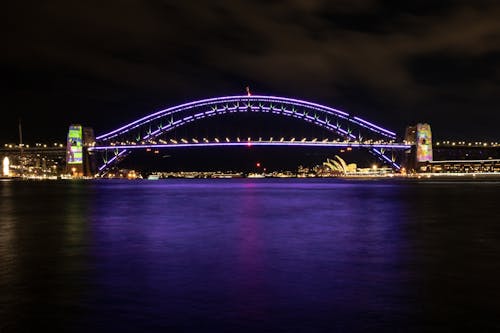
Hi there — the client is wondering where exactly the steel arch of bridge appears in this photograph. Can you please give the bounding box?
[93,95,405,173]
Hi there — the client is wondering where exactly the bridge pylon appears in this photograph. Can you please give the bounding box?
[65,125,97,177]
[403,123,433,171]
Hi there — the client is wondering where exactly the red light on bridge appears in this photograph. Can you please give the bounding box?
[256,162,261,168]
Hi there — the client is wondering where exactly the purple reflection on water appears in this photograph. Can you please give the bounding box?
[234,182,267,320]
[82,179,413,331]
[3,179,500,331]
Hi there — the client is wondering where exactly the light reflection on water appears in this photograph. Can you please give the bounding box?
[1,179,500,332]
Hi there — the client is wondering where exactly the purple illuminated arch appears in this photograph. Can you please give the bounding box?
[94,95,402,172]
[97,95,396,142]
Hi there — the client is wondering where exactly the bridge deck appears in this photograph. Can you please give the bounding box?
[89,140,411,151]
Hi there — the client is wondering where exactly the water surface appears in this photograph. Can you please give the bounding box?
[1,179,500,332]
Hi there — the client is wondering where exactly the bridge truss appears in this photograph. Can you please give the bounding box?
[92,95,409,174]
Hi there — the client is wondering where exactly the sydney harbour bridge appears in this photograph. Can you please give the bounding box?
[87,94,412,174]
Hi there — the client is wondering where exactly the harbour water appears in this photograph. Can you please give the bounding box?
[1,179,500,332]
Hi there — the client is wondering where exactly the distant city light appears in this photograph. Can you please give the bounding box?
[3,157,10,176]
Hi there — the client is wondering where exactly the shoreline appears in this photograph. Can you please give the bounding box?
[2,172,500,181]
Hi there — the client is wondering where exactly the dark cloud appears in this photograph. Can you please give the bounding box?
[2,0,500,141]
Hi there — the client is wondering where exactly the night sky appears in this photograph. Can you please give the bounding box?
[4,0,500,143]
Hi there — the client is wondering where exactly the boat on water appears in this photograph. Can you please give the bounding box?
[212,172,243,178]
[147,174,160,180]
[247,173,265,178]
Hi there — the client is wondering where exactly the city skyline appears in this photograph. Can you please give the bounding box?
[3,1,500,143]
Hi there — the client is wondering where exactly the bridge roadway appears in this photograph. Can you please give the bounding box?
[88,139,411,151]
